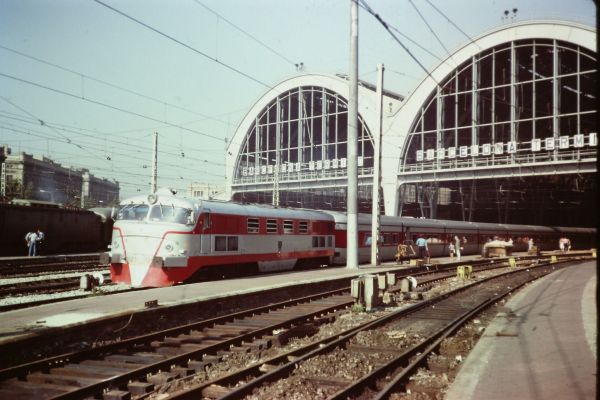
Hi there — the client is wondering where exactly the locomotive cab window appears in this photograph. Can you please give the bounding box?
[149,204,194,224]
[118,204,149,221]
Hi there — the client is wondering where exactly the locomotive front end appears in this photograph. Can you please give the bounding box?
[102,191,199,287]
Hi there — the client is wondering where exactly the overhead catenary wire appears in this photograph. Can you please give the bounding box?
[423,0,482,51]
[0,123,227,176]
[0,44,233,127]
[357,0,440,86]
[0,112,227,166]
[0,95,112,165]
[407,0,451,57]
[0,71,224,141]
[0,108,233,154]
[92,0,275,90]
[192,0,298,67]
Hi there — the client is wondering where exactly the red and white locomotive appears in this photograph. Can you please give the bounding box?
[103,188,335,287]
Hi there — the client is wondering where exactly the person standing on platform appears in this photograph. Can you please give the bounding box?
[559,237,567,252]
[36,229,45,255]
[454,235,462,261]
[416,236,428,261]
[448,241,456,260]
[528,238,534,252]
[25,230,39,256]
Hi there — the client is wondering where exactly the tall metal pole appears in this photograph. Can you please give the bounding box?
[346,0,359,269]
[151,132,158,193]
[273,97,281,206]
[371,64,384,266]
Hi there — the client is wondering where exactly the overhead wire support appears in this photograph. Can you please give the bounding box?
[192,0,298,67]
[93,0,273,90]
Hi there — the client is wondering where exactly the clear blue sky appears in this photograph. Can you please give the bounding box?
[0,0,595,199]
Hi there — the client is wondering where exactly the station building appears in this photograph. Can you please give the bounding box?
[225,20,597,227]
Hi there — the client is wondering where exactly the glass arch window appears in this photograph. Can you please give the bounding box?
[235,86,373,182]
[402,39,597,170]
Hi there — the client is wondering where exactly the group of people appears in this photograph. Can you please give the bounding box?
[25,229,44,256]
[448,235,465,261]
[415,234,466,262]
[559,237,571,253]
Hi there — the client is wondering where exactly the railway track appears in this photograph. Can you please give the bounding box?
[0,255,580,399]
[169,261,571,400]
[0,289,355,399]
[0,254,103,277]
[0,273,111,298]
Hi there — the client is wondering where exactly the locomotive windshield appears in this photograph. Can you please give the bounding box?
[117,202,195,224]
[118,204,149,220]
[148,203,195,224]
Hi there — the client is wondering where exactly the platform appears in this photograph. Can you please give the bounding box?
[0,253,499,345]
[445,259,597,400]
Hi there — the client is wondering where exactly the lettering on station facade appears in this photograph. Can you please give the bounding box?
[416,133,597,162]
[241,156,364,176]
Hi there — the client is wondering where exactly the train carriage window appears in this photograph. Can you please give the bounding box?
[299,221,309,234]
[319,236,325,247]
[283,220,294,234]
[215,236,227,251]
[215,236,238,251]
[312,236,319,248]
[327,236,333,247]
[227,236,238,251]
[247,218,259,233]
[427,235,442,244]
[384,233,396,245]
[266,219,278,233]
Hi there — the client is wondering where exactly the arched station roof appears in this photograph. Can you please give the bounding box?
[381,20,596,214]
[225,73,403,198]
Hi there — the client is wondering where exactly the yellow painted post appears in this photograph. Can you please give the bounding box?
[508,258,516,268]
[465,265,472,279]
[457,266,465,279]
[551,255,558,263]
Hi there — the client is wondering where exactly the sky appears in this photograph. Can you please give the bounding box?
[0,0,596,199]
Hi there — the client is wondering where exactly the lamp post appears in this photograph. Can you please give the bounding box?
[0,145,10,198]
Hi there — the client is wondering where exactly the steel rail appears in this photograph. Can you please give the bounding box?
[210,260,576,400]
[336,271,540,400]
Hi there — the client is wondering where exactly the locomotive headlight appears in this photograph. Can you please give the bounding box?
[163,241,179,255]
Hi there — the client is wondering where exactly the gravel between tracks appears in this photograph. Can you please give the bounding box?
[145,266,518,399]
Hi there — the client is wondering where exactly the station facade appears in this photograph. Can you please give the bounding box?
[225,20,597,227]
